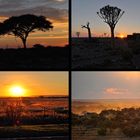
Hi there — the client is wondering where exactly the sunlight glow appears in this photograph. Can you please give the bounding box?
[9,85,25,97]
[120,34,124,38]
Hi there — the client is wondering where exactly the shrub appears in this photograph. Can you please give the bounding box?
[97,127,107,136]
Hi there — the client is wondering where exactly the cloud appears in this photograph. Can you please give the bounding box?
[104,88,128,95]
[0,0,68,22]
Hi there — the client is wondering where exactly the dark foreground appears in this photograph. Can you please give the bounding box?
[0,136,68,140]
[0,124,69,139]
[0,46,69,70]
[72,37,140,70]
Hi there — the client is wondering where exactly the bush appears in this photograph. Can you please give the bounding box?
[97,127,107,136]
[33,44,45,49]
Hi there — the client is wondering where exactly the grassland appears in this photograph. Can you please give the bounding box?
[0,97,69,139]
[0,124,68,138]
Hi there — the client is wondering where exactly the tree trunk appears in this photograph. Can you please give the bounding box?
[110,27,115,47]
[88,28,92,39]
[21,37,27,49]
[111,27,114,39]
[23,39,26,49]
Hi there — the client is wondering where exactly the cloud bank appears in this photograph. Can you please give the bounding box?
[0,0,68,22]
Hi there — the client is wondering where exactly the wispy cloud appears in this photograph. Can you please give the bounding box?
[104,88,128,95]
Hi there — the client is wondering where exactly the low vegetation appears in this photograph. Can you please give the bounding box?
[72,108,140,138]
[0,97,69,138]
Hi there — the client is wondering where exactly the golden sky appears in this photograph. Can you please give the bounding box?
[0,72,68,97]
[0,0,68,47]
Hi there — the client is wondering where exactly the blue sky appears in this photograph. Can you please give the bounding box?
[72,0,140,37]
[72,72,140,99]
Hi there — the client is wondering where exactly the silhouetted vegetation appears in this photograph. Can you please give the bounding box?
[81,22,92,39]
[76,32,80,38]
[97,5,124,46]
[72,108,140,137]
[0,14,53,49]
[0,14,68,70]
[33,44,45,49]
[0,97,69,138]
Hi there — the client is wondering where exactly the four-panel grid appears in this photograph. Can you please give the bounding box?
[0,0,139,140]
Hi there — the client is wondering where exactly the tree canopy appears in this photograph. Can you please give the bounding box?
[97,5,124,40]
[0,14,53,48]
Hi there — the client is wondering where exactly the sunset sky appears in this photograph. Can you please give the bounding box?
[0,72,68,97]
[72,72,140,99]
[72,0,140,37]
[0,0,68,48]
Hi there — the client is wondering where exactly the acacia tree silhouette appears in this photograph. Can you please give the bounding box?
[81,22,92,39]
[1,14,53,49]
[97,5,124,46]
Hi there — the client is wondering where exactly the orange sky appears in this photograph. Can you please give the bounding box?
[0,18,68,48]
[0,72,68,97]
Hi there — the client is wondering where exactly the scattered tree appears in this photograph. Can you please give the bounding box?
[97,5,124,45]
[76,32,80,38]
[0,14,53,48]
[5,100,24,126]
[81,22,92,39]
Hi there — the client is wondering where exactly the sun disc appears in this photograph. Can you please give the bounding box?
[120,34,124,38]
[9,86,25,97]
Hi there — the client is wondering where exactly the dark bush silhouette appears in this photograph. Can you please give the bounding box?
[81,22,92,39]
[33,44,45,49]
[97,5,124,46]
[97,127,107,136]
[76,32,80,38]
[5,100,24,126]
[0,14,53,48]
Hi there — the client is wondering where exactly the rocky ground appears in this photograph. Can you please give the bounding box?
[72,38,140,70]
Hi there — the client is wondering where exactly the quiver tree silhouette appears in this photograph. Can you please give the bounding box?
[0,14,53,49]
[81,22,92,39]
[97,5,124,46]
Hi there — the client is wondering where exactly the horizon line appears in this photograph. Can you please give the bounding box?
[73,98,140,100]
[0,95,68,98]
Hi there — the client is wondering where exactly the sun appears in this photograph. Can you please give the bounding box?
[120,34,124,38]
[9,85,25,97]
